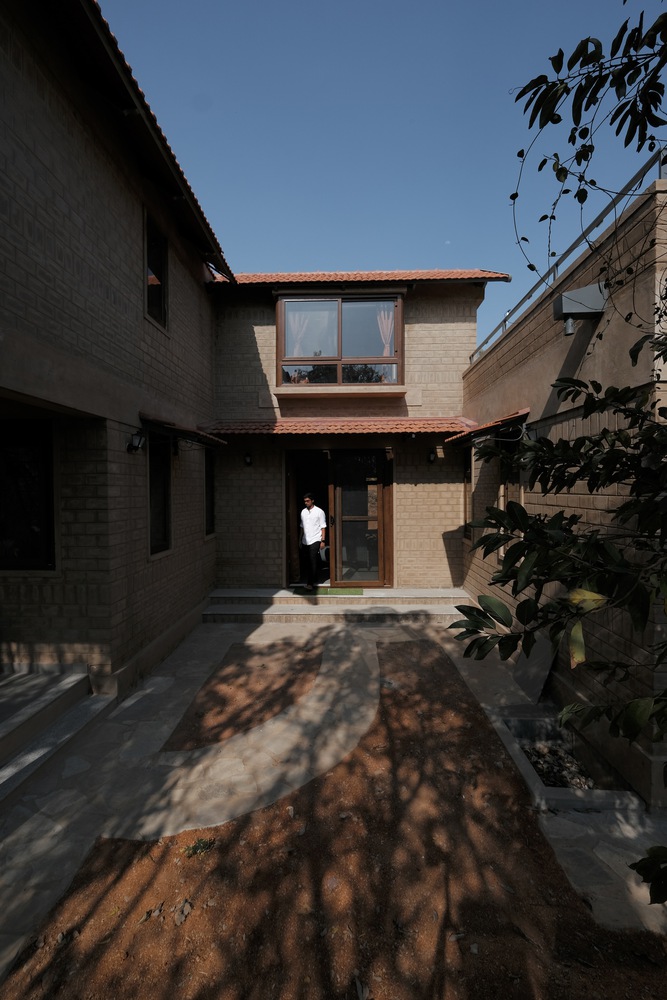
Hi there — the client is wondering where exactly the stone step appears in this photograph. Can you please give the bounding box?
[203,602,461,625]
[0,691,116,810]
[207,587,469,607]
[0,671,92,768]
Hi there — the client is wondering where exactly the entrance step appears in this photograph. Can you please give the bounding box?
[0,672,115,808]
[203,588,467,625]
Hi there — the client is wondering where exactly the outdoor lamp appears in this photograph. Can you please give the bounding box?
[127,431,146,453]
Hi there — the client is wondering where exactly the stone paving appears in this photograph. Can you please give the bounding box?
[0,621,388,977]
[1,619,667,980]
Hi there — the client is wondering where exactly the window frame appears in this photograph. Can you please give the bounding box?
[145,213,168,328]
[276,295,403,387]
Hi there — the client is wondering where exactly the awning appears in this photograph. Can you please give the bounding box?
[200,417,478,436]
[446,408,530,444]
[139,414,226,446]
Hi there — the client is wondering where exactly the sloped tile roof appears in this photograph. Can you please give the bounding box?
[202,417,478,436]
[447,408,530,442]
[85,2,233,279]
[227,269,510,285]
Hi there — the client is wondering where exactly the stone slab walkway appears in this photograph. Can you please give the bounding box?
[1,619,666,980]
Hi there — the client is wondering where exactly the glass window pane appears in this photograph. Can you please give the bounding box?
[342,363,397,384]
[340,522,379,581]
[282,364,337,384]
[342,300,394,358]
[284,301,337,358]
[146,215,167,327]
[342,483,378,517]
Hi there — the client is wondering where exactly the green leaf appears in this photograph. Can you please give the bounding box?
[478,595,513,628]
[569,620,586,668]
[506,500,530,533]
[613,697,655,742]
[516,598,538,626]
[498,633,521,660]
[516,551,539,593]
[549,48,564,74]
[567,588,608,613]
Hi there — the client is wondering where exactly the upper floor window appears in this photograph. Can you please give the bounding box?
[145,214,167,327]
[278,297,402,385]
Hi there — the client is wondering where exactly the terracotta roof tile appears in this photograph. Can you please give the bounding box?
[447,408,530,442]
[226,269,510,285]
[88,2,233,280]
[202,417,477,436]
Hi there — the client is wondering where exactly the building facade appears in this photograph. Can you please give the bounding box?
[2,0,666,809]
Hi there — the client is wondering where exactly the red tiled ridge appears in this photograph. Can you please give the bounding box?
[202,417,478,436]
[229,269,510,284]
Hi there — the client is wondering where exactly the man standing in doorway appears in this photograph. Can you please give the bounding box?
[300,492,326,591]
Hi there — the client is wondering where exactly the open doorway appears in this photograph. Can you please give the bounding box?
[286,448,393,588]
[286,450,330,587]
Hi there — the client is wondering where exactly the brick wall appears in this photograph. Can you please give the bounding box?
[0,417,112,671]
[393,442,465,587]
[215,285,481,421]
[215,442,285,587]
[461,182,667,805]
[0,5,219,690]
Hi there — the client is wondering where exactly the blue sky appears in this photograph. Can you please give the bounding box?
[98,0,662,341]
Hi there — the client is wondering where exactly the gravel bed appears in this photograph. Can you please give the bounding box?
[518,739,596,789]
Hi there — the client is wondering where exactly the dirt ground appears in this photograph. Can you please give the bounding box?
[1,637,666,1000]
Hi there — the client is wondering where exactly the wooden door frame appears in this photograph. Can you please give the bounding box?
[286,444,393,588]
[329,447,393,588]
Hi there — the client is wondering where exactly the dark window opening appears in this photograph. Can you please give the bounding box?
[149,433,171,554]
[146,215,167,326]
[0,421,55,570]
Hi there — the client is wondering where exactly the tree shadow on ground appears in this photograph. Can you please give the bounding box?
[1,628,666,999]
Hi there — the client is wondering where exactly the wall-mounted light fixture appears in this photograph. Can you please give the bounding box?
[126,431,146,453]
[244,453,252,466]
[553,283,607,336]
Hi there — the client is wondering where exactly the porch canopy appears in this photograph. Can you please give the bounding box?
[445,408,530,445]
[201,417,478,437]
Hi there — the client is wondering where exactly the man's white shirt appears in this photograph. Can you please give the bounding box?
[300,505,326,545]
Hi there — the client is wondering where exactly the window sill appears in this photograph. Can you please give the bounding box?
[274,384,407,399]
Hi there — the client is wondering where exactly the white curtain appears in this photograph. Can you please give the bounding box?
[377,308,394,357]
[287,311,309,356]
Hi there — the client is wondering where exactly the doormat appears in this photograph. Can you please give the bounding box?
[293,587,363,596]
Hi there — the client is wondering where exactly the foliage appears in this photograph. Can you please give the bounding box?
[629,846,667,903]
[510,0,667,331]
[182,837,215,858]
[455,0,667,899]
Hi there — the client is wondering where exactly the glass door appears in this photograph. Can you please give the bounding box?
[329,450,388,586]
